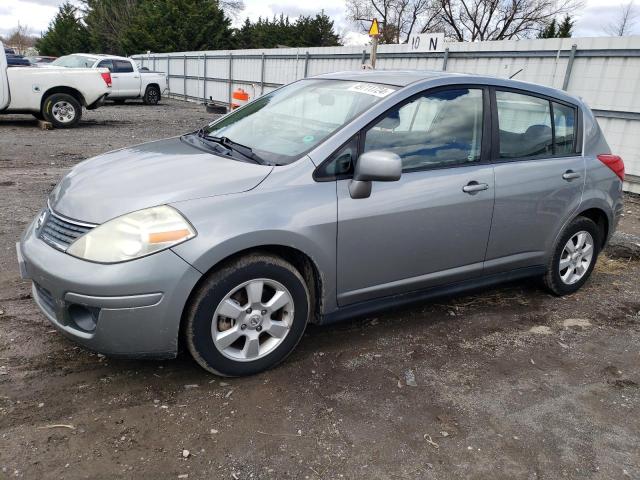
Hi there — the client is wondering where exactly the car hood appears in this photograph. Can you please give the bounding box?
[49,137,273,224]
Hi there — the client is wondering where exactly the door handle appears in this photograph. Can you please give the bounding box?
[134,76,140,78]
[562,170,581,181]
[462,181,489,193]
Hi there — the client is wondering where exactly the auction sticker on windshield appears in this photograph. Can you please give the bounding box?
[347,83,395,98]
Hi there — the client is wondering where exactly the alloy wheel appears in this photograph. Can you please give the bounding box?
[559,230,594,285]
[211,278,294,361]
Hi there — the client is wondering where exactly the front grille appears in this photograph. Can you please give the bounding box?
[34,283,56,317]
[40,208,95,251]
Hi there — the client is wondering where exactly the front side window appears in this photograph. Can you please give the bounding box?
[363,88,484,172]
[203,79,397,165]
[497,91,553,159]
[97,60,114,72]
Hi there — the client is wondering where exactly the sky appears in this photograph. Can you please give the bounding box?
[0,0,638,44]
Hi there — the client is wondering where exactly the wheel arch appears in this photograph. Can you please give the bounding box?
[576,207,610,248]
[41,86,86,109]
[178,244,325,351]
[145,83,160,93]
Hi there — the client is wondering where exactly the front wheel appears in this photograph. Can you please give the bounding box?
[543,217,600,296]
[143,85,161,105]
[185,254,310,376]
[42,93,82,128]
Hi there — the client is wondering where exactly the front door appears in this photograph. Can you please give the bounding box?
[336,87,495,306]
[112,59,139,98]
[484,90,585,274]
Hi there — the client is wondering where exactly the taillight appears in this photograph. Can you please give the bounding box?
[597,154,624,181]
[100,72,112,87]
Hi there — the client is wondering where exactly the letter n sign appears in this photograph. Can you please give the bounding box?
[407,33,445,53]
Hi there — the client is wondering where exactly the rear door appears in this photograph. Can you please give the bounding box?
[335,86,495,305]
[484,89,584,274]
[0,42,10,110]
[112,59,140,97]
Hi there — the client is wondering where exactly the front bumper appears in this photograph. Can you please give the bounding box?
[18,217,201,358]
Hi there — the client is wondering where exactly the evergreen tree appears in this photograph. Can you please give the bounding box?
[557,14,574,38]
[538,18,557,38]
[119,0,234,54]
[232,11,341,49]
[538,14,573,39]
[82,0,141,54]
[36,2,89,56]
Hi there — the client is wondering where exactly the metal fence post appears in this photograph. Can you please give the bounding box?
[228,53,233,109]
[442,48,449,71]
[260,53,265,95]
[303,51,310,78]
[203,53,207,103]
[183,55,187,100]
[562,44,577,91]
[166,56,170,95]
[361,49,366,65]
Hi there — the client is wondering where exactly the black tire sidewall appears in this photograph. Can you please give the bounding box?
[547,217,600,295]
[187,258,309,376]
[43,93,82,128]
[144,86,160,105]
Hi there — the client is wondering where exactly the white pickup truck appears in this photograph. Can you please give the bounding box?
[0,42,111,128]
[50,54,167,105]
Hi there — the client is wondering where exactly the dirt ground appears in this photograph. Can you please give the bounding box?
[1,99,639,480]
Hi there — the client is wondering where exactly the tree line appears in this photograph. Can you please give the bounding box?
[36,1,341,57]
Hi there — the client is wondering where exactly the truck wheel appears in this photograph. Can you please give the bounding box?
[42,93,82,128]
[143,85,161,105]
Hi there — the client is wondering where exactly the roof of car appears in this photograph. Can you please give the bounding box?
[70,53,132,62]
[315,69,582,106]
[316,69,452,87]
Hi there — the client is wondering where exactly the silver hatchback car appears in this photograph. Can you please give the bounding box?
[18,70,625,376]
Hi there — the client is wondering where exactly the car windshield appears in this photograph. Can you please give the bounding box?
[51,55,96,68]
[201,79,398,165]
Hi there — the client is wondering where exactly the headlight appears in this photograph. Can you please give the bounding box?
[67,205,196,263]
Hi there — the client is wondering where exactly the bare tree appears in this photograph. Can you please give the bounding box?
[347,0,442,43]
[347,0,580,43]
[604,1,638,36]
[6,22,37,54]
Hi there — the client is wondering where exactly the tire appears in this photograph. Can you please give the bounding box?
[185,253,310,376]
[543,216,601,296]
[42,93,82,128]
[143,85,161,105]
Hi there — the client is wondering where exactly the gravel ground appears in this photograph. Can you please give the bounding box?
[1,99,639,480]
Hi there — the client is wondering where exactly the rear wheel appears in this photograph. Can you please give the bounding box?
[185,254,310,376]
[42,93,82,128]
[143,85,160,105]
[543,217,600,295]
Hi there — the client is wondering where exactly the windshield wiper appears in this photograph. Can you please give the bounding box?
[203,134,269,165]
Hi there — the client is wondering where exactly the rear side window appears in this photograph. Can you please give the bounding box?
[496,91,552,159]
[553,102,576,154]
[114,60,134,73]
[364,88,484,172]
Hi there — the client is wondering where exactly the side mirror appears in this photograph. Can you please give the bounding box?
[349,150,402,199]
